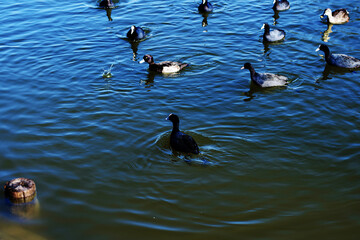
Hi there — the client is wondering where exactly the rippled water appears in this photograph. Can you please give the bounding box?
[0,0,359,239]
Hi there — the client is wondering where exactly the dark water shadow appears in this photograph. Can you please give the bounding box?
[317,64,358,83]
[243,79,291,102]
[104,8,113,21]
[200,12,211,27]
[139,71,156,88]
[261,37,285,56]
[0,195,40,221]
[272,10,280,25]
[139,70,190,89]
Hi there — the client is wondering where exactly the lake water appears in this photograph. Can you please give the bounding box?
[0,0,359,239]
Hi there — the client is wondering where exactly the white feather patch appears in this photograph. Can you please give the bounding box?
[162,65,181,73]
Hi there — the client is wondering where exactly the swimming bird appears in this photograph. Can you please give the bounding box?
[241,63,289,87]
[316,44,360,69]
[99,0,114,8]
[272,0,290,11]
[139,55,188,73]
[261,23,285,42]
[166,113,200,155]
[198,0,213,13]
[127,25,145,41]
[320,8,349,24]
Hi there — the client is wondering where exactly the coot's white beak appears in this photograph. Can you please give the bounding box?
[139,59,145,64]
[166,113,173,120]
[241,66,245,69]
[260,24,265,30]
[315,47,320,52]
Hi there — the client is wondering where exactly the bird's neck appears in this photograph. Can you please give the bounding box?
[324,49,331,61]
[264,26,270,35]
[172,122,180,133]
[248,66,256,78]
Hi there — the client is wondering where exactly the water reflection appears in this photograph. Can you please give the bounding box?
[262,40,284,55]
[243,82,262,101]
[272,10,280,25]
[316,63,358,85]
[320,64,332,81]
[201,13,210,27]
[140,71,156,88]
[129,41,140,60]
[321,24,333,42]
[243,79,291,101]
[263,42,271,55]
[2,196,40,220]
[105,8,113,21]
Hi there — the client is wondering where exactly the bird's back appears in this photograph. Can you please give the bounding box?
[170,131,199,154]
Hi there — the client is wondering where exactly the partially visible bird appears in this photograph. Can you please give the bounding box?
[241,62,289,87]
[99,0,114,9]
[166,113,200,155]
[139,55,188,73]
[198,0,213,13]
[127,25,146,41]
[272,0,290,11]
[261,23,285,42]
[320,8,349,24]
[316,44,360,69]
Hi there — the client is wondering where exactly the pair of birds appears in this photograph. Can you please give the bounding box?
[242,43,360,88]
[126,27,189,74]
[264,1,289,42]
[265,5,350,41]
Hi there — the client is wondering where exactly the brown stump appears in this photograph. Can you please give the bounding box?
[4,178,36,203]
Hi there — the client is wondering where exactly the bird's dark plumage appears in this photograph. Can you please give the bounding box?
[166,113,199,155]
[241,62,289,87]
[127,25,145,41]
[198,0,213,13]
[316,44,360,69]
[99,0,114,9]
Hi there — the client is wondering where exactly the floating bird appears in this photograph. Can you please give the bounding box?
[272,0,290,11]
[261,23,285,42]
[127,25,145,41]
[139,55,188,73]
[316,44,360,69]
[198,0,213,13]
[320,8,349,24]
[166,113,200,155]
[99,0,114,8]
[241,62,289,87]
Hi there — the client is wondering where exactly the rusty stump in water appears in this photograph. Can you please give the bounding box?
[4,178,36,203]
